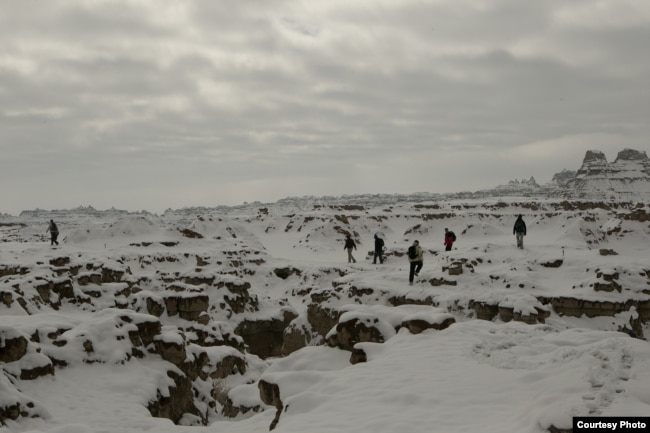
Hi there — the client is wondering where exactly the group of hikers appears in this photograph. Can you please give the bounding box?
[344,215,527,285]
[46,213,528,284]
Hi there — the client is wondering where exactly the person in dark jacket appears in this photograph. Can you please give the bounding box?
[46,219,59,246]
[408,240,423,285]
[513,215,527,249]
[373,234,384,264]
[344,234,357,263]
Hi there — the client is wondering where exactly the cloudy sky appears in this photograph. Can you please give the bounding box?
[1,0,649,214]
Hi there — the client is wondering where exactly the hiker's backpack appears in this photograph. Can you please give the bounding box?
[514,219,526,233]
[407,246,417,259]
[449,231,456,242]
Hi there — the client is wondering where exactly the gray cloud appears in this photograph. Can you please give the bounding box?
[1,0,649,214]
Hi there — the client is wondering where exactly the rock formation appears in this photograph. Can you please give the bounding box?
[565,148,650,200]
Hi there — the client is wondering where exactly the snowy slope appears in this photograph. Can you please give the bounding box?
[2,196,650,433]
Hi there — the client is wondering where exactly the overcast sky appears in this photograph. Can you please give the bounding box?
[1,0,649,214]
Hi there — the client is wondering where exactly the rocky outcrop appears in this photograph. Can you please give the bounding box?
[164,293,209,321]
[235,309,299,359]
[615,148,650,164]
[147,370,201,425]
[550,170,577,188]
[281,321,313,356]
[401,317,456,334]
[124,315,161,353]
[469,301,550,324]
[326,317,388,350]
[0,400,41,426]
[258,379,283,430]
[0,265,29,278]
[0,330,28,363]
[538,296,650,321]
[221,395,264,419]
[565,148,650,200]
[17,354,55,380]
[0,329,55,381]
[307,303,341,338]
[273,267,302,279]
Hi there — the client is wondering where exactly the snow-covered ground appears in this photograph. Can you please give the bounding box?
[1,197,650,433]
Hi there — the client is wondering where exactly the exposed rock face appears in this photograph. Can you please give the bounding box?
[474,148,650,200]
[258,379,283,430]
[221,395,263,419]
[274,267,302,279]
[235,309,299,359]
[18,354,55,380]
[401,317,456,334]
[615,148,650,163]
[307,303,340,338]
[326,317,388,350]
[0,400,41,426]
[0,331,28,363]
[573,150,611,179]
[493,177,541,194]
[469,301,550,324]
[164,293,209,321]
[281,321,313,356]
[147,370,201,425]
[539,297,650,321]
[155,337,187,367]
[565,148,650,200]
[550,169,577,188]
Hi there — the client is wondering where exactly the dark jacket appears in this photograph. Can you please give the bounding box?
[513,217,526,235]
[344,237,356,250]
[374,236,384,252]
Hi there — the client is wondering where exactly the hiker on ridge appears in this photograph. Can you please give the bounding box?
[344,234,357,263]
[513,214,527,249]
[46,219,59,246]
[407,240,423,285]
[373,233,385,264]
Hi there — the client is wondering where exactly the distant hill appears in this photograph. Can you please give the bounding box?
[10,148,650,220]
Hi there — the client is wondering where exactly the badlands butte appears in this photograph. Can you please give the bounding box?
[1,148,650,429]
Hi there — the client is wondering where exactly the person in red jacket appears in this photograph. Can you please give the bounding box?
[444,228,456,251]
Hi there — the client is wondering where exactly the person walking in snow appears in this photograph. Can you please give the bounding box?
[344,234,357,263]
[444,228,456,251]
[407,240,423,285]
[513,214,527,249]
[46,219,59,246]
[373,233,385,264]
